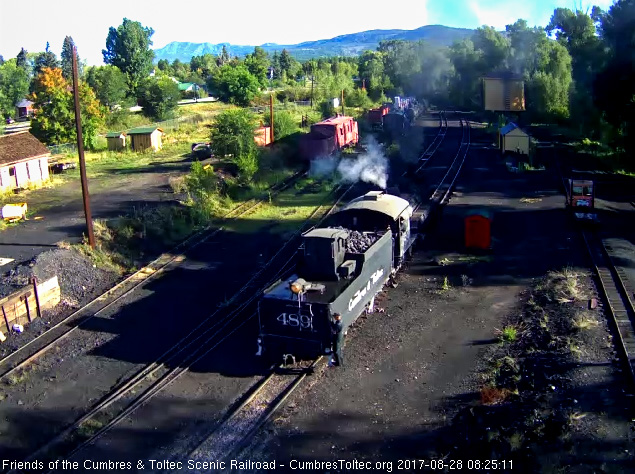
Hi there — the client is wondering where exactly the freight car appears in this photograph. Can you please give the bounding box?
[368,105,390,130]
[256,191,418,362]
[299,115,359,161]
[383,109,409,137]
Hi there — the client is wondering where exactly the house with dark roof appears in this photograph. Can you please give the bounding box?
[0,131,51,189]
[15,99,34,119]
[128,126,163,152]
[499,122,532,156]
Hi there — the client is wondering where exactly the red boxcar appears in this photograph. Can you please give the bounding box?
[368,105,390,128]
[300,115,359,160]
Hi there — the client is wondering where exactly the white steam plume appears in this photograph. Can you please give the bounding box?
[308,136,389,189]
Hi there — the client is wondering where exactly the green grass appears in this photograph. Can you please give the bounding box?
[499,325,519,343]
[224,178,335,234]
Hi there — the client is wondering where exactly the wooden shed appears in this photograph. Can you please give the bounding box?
[0,131,50,190]
[128,127,163,152]
[483,73,525,112]
[254,126,272,146]
[499,122,531,156]
[105,131,127,151]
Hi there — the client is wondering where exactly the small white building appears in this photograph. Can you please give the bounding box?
[0,132,50,190]
[499,122,531,156]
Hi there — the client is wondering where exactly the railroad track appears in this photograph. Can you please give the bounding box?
[15,181,356,474]
[413,110,448,175]
[400,110,447,178]
[581,233,635,386]
[430,117,471,206]
[173,358,322,474]
[556,165,635,389]
[0,170,306,385]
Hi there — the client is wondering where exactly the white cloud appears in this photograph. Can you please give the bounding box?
[468,0,532,28]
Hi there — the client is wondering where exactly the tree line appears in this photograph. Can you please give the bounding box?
[1,2,633,156]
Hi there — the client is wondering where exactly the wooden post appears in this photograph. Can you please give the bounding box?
[24,293,32,323]
[32,276,42,320]
[72,44,95,249]
[269,93,274,143]
[341,90,345,116]
[1,306,9,333]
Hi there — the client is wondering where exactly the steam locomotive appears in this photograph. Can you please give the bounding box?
[256,190,421,361]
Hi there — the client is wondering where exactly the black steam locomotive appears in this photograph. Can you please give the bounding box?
[256,191,420,362]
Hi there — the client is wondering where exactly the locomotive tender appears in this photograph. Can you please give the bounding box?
[256,190,419,361]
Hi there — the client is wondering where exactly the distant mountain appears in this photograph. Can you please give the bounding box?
[153,25,473,63]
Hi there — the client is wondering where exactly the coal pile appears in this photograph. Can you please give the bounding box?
[345,231,379,254]
[0,249,118,303]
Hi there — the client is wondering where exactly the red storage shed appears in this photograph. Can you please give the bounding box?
[464,209,492,250]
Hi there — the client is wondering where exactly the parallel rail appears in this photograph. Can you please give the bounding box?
[176,358,322,473]
[558,165,635,389]
[401,111,448,178]
[582,232,635,387]
[17,182,356,474]
[0,171,306,384]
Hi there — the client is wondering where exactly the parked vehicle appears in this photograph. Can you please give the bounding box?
[191,142,213,159]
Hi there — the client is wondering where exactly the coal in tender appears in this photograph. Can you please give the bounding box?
[345,231,379,254]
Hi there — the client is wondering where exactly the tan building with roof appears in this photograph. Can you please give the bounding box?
[483,73,525,112]
[0,132,51,189]
[128,126,163,152]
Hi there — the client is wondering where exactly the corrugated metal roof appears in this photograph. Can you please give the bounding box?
[340,191,411,220]
[128,127,163,135]
[105,131,126,138]
[178,82,195,91]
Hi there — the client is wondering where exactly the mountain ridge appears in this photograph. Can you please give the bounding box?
[153,25,473,62]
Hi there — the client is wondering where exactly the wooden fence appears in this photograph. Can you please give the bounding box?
[0,276,61,334]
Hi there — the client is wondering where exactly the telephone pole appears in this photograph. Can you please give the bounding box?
[269,93,274,143]
[71,44,95,249]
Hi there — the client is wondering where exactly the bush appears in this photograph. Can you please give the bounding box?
[263,110,299,140]
[234,150,259,181]
[137,76,180,120]
[319,100,336,119]
[210,109,257,159]
[345,88,373,109]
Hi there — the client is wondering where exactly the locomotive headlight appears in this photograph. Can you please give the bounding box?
[289,278,306,294]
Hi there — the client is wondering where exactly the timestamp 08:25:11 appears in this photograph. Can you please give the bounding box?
[397,459,513,470]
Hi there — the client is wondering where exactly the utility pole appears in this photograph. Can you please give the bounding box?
[310,64,314,108]
[71,44,95,249]
[341,89,345,116]
[269,93,274,143]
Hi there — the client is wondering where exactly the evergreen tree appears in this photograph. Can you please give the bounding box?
[61,36,81,80]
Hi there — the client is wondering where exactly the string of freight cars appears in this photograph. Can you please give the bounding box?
[12,181,358,474]
[0,170,306,384]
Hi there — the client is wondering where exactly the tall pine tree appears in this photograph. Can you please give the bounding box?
[61,36,81,80]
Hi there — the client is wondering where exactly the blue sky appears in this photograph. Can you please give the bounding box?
[0,0,616,66]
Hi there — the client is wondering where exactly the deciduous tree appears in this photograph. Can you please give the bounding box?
[136,75,180,120]
[30,67,104,149]
[0,60,30,118]
[86,65,129,109]
[207,64,260,106]
[103,18,155,94]
[210,109,258,180]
